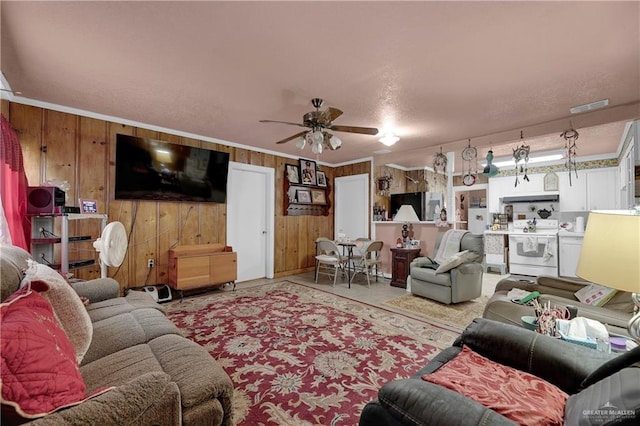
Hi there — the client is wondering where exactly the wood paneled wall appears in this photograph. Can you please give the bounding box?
[5,101,352,292]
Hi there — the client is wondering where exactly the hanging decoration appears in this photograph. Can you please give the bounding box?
[433,147,447,174]
[561,124,579,186]
[461,139,477,186]
[512,131,530,187]
[482,148,499,177]
[376,172,393,196]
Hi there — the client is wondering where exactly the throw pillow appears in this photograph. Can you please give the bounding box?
[574,283,618,307]
[422,345,568,425]
[1,285,87,420]
[21,260,93,363]
[434,250,478,274]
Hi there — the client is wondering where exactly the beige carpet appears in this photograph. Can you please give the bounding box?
[383,293,490,330]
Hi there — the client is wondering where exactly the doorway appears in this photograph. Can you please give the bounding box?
[226,162,275,282]
[334,173,369,239]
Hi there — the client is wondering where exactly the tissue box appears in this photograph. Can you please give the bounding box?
[556,319,598,349]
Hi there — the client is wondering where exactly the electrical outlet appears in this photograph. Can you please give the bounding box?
[148,258,155,268]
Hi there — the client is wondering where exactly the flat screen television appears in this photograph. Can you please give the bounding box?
[115,134,230,203]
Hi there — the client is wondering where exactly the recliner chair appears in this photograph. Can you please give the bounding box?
[359,318,640,426]
[408,232,484,304]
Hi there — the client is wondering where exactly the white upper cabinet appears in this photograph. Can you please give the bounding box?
[586,167,619,210]
[487,174,546,213]
[490,167,619,213]
[558,170,587,211]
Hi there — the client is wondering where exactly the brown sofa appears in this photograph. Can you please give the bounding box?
[483,275,634,337]
[1,244,233,425]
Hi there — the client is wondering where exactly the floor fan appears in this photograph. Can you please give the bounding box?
[93,221,128,278]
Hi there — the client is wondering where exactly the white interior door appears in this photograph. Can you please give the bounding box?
[226,162,274,282]
[334,173,369,239]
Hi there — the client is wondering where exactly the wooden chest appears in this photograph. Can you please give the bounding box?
[168,243,237,290]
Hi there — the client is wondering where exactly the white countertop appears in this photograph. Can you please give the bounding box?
[484,230,510,235]
[558,229,585,237]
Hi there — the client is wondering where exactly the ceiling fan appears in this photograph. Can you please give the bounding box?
[259,98,379,153]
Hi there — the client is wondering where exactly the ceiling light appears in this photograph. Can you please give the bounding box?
[312,130,324,144]
[379,133,399,146]
[329,135,342,150]
[311,139,323,154]
[294,129,343,154]
[295,136,306,150]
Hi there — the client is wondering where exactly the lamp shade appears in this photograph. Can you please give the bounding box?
[394,205,420,223]
[576,210,640,293]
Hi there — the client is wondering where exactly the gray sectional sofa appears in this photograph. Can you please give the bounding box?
[483,275,634,337]
[0,244,233,425]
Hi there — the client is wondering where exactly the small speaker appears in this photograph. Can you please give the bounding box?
[27,186,66,215]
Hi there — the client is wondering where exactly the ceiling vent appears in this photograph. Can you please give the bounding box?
[570,99,609,114]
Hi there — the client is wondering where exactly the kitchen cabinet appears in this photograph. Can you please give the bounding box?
[30,213,107,274]
[586,167,619,210]
[487,174,545,213]
[620,141,635,209]
[558,170,587,211]
[559,233,584,277]
[559,167,618,211]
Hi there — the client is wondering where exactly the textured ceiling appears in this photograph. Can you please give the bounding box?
[2,1,639,173]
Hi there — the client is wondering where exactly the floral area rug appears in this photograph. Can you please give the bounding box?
[166,281,458,425]
[383,293,489,331]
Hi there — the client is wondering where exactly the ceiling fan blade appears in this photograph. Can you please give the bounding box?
[276,131,307,144]
[319,107,343,123]
[260,119,308,128]
[329,125,379,135]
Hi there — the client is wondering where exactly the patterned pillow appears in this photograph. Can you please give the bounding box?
[1,285,87,420]
[422,345,568,425]
[21,261,92,363]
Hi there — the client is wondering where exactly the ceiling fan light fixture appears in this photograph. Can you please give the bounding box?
[329,134,342,150]
[379,133,399,146]
[295,136,306,150]
[312,130,324,145]
[311,140,323,154]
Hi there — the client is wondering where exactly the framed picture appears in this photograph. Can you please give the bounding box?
[299,159,317,185]
[544,172,559,191]
[79,198,98,213]
[316,171,327,187]
[296,189,312,204]
[285,163,300,184]
[311,189,326,204]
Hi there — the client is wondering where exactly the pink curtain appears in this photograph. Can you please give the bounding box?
[0,114,29,250]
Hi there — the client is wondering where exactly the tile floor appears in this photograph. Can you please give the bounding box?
[213,268,511,325]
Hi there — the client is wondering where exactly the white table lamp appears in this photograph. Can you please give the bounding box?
[576,210,640,342]
[394,204,420,246]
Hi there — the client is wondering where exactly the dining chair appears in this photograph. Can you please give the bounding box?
[350,240,384,287]
[315,239,349,286]
[350,237,372,266]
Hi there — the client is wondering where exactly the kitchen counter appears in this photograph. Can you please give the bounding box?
[558,229,585,237]
[484,230,510,235]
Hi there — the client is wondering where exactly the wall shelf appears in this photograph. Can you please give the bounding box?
[284,174,330,216]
